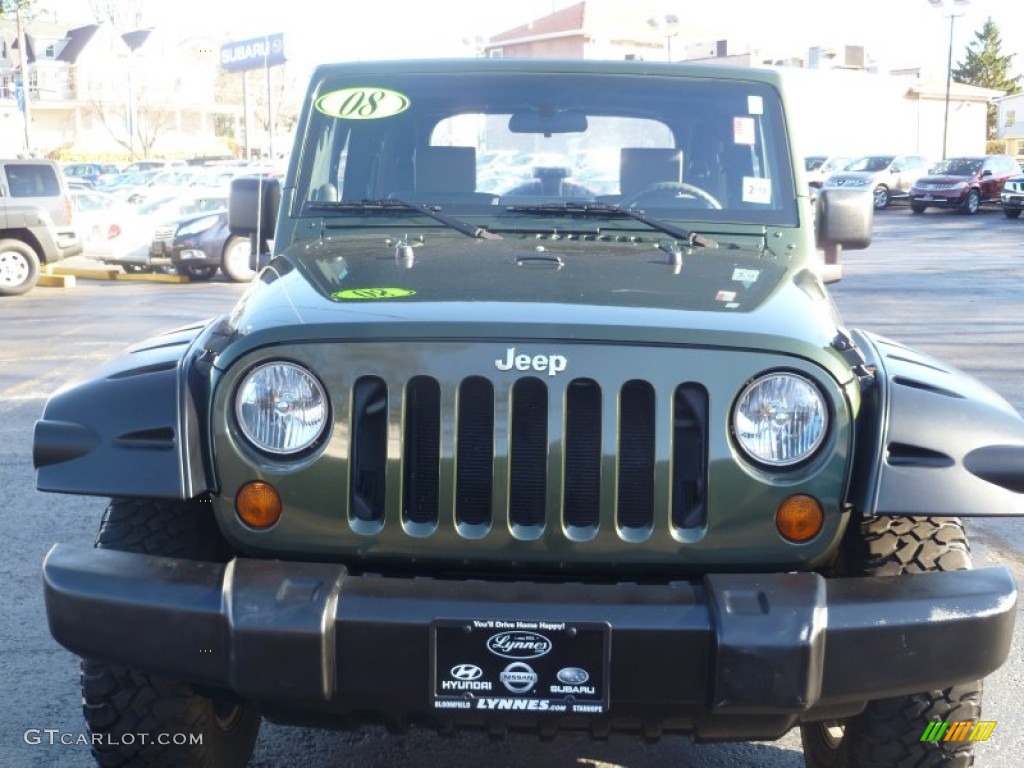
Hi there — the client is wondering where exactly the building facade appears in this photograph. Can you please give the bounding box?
[994,92,1024,165]
[0,18,239,159]
[484,1,1002,162]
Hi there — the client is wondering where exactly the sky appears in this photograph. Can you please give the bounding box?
[37,0,1024,82]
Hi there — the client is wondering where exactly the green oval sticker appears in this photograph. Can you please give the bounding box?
[332,287,416,300]
[315,87,410,120]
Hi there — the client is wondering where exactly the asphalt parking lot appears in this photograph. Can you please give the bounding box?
[3,204,1024,767]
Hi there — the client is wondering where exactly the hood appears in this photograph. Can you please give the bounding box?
[211,231,850,379]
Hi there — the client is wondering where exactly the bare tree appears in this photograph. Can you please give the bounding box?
[215,63,301,156]
[87,0,147,27]
[84,80,174,159]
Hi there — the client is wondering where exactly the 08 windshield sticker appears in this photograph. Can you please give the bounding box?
[315,87,411,120]
[332,287,416,300]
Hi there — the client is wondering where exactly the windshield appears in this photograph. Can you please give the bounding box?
[843,156,894,173]
[929,158,983,177]
[294,67,797,229]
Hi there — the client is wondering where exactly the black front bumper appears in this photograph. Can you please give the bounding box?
[43,545,1017,739]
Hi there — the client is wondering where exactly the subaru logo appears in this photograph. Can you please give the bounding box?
[499,662,538,693]
[556,667,589,685]
[450,664,483,681]
[487,631,552,660]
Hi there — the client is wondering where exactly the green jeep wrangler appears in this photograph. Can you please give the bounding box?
[37,59,1024,767]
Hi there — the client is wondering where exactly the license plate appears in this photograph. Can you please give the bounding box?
[432,619,609,715]
[918,195,940,202]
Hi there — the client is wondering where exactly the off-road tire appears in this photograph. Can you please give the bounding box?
[0,237,42,296]
[800,516,982,768]
[82,498,260,767]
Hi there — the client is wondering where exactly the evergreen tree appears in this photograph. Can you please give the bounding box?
[952,17,1021,140]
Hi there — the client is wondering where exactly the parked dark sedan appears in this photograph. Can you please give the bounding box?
[1002,174,1024,218]
[148,209,256,282]
[909,154,1019,214]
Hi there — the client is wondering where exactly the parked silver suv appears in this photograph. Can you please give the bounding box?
[1,159,83,295]
[823,154,930,209]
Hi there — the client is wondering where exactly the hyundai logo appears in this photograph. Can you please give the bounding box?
[487,631,552,660]
[499,662,538,693]
[450,664,483,681]
[556,667,590,685]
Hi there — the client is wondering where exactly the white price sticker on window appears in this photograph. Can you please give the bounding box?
[742,177,772,205]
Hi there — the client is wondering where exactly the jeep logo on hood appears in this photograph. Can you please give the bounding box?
[495,347,567,377]
[487,631,552,659]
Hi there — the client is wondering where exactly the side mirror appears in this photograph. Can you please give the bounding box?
[815,187,873,284]
[981,169,993,177]
[229,176,280,270]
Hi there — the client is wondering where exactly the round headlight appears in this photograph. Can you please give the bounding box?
[732,372,828,467]
[235,362,329,455]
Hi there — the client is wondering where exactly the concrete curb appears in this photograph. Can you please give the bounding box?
[40,263,191,285]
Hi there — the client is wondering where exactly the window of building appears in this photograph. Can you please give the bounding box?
[1006,109,1016,127]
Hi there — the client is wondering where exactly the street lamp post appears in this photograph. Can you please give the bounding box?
[928,0,970,160]
[647,14,680,62]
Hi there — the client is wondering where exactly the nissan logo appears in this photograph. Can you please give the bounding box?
[487,631,552,660]
[450,664,483,681]
[499,662,538,693]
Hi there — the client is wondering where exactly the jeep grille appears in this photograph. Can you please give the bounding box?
[347,373,708,540]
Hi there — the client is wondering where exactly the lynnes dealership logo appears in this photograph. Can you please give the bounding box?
[486,631,552,660]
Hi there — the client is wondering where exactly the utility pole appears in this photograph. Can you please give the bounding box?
[15,5,33,154]
[927,0,970,160]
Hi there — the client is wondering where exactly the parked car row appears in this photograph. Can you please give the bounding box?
[71,187,258,283]
[807,153,1024,216]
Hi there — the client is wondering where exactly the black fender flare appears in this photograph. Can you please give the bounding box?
[849,330,1024,516]
[33,320,222,499]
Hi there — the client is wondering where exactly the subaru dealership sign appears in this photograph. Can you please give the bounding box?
[220,34,285,72]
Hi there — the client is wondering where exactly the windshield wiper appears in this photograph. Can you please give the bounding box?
[505,202,717,248]
[306,199,501,240]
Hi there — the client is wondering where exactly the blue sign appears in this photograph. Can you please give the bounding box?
[220,33,285,73]
[14,79,23,112]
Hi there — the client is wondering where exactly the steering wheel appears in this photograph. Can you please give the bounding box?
[619,181,722,210]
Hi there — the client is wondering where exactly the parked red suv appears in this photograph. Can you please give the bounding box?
[909,154,1019,214]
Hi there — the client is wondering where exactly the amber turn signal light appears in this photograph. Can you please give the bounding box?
[775,495,824,543]
[235,481,283,529]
